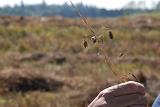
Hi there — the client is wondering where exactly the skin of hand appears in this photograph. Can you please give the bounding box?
[88,81,147,107]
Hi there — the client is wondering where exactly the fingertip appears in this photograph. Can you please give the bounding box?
[126,81,145,95]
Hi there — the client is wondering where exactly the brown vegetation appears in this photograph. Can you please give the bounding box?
[0,15,159,107]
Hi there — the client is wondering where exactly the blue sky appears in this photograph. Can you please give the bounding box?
[0,0,160,9]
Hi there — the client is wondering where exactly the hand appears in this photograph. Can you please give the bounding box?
[88,81,147,107]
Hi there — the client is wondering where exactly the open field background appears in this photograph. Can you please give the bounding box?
[0,15,159,107]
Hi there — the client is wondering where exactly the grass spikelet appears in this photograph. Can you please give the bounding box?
[83,40,88,48]
[108,31,114,39]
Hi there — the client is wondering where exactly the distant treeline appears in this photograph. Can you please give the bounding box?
[0,1,160,17]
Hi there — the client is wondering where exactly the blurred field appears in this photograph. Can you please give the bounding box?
[0,15,159,107]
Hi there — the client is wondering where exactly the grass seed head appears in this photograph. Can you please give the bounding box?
[119,53,124,57]
[91,36,97,44]
[83,40,88,48]
[109,31,114,39]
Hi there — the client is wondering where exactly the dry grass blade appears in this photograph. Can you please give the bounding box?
[98,43,117,76]
[129,73,139,82]
[104,55,117,76]
[69,0,118,77]
[69,0,138,83]
[69,0,95,35]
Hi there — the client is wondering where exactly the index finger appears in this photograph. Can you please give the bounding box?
[103,81,145,97]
